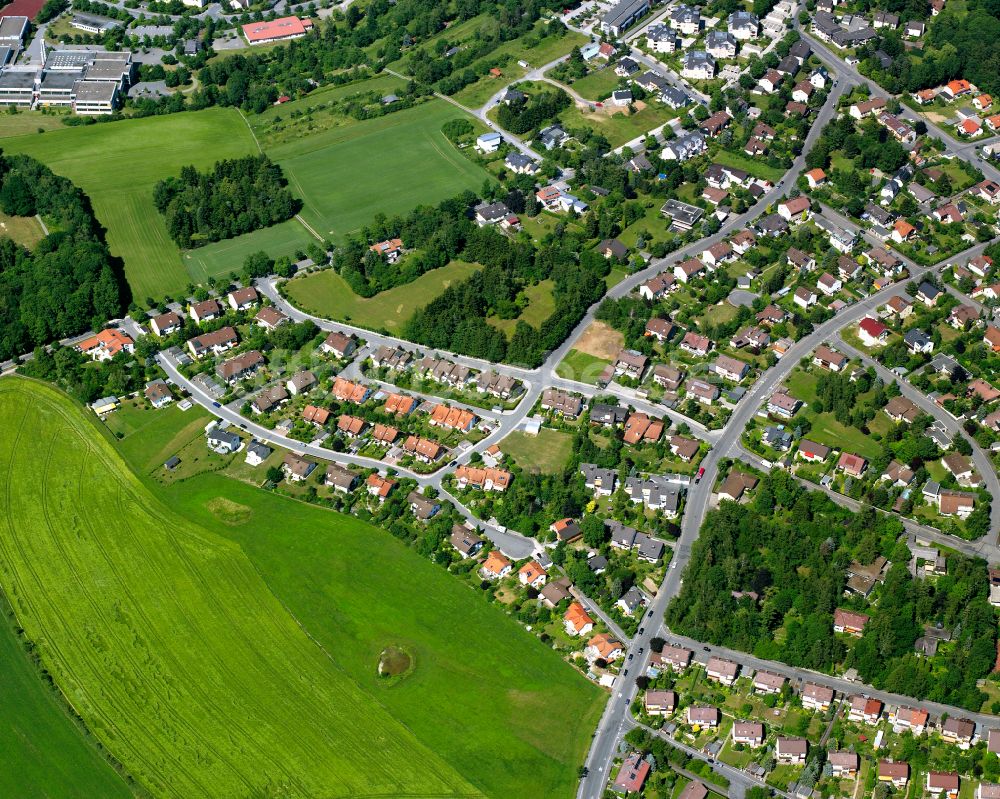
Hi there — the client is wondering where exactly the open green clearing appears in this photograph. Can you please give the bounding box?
[252,74,410,127]
[284,259,481,332]
[500,427,574,474]
[564,68,622,101]
[1,109,259,300]
[560,102,678,149]
[184,218,317,284]
[488,279,555,336]
[0,379,480,799]
[166,473,605,799]
[0,598,132,799]
[0,110,70,138]
[556,349,613,384]
[269,100,490,241]
[0,211,44,248]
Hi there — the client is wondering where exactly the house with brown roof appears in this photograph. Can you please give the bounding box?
[942,453,975,483]
[884,395,920,423]
[187,326,238,359]
[776,737,808,764]
[796,439,830,462]
[332,377,371,403]
[802,682,834,710]
[718,470,759,502]
[834,608,869,635]
[848,695,883,724]
[302,404,330,425]
[216,350,265,383]
[286,370,316,395]
[753,670,786,694]
[680,331,713,356]
[829,751,859,777]
[878,760,909,788]
[282,452,316,482]
[227,286,258,311]
[144,380,173,408]
[939,489,975,518]
[454,465,512,492]
[645,317,676,341]
[189,298,221,324]
[255,305,289,330]
[150,310,182,337]
[706,656,739,685]
[321,330,357,359]
[687,706,720,728]
[942,717,976,748]
[644,690,677,716]
[324,464,358,493]
[813,345,847,371]
[927,772,960,798]
[450,525,484,558]
[732,721,764,747]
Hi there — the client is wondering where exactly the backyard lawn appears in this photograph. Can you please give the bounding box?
[712,149,786,183]
[557,67,622,100]
[282,260,481,332]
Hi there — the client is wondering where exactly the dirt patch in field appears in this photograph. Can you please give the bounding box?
[377,646,413,677]
[574,321,625,359]
[924,111,949,124]
[206,497,253,526]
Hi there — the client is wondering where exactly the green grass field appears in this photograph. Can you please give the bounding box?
[500,427,574,473]
[165,473,605,799]
[0,599,133,799]
[560,102,678,149]
[712,149,786,183]
[1,109,259,300]
[556,349,613,384]
[564,68,622,101]
[284,260,481,332]
[0,379,481,799]
[184,218,317,284]
[269,100,490,241]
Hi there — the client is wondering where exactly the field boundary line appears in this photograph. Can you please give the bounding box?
[236,109,263,154]
[295,214,324,242]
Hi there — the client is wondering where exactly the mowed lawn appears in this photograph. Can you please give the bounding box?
[0,380,479,799]
[166,474,606,799]
[500,427,574,474]
[1,109,258,300]
[268,100,490,240]
[284,260,480,332]
[184,217,317,284]
[0,600,132,799]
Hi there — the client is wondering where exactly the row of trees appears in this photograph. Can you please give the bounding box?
[0,155,123,362]
[153,155,300,248]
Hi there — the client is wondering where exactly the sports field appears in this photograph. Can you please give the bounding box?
[0,380,481,799]
[284,259,481,332]
[165,474,606,799]
[1,109,259,300]
[269,100,490,240]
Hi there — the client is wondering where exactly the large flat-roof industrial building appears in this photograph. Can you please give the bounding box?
[601,0,651,36]
[0,48,132,114]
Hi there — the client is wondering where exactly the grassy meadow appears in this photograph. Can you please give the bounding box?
[1,109,259,300]
[0,379,480,799]
[269,100,490,240]
[283,259,481,332]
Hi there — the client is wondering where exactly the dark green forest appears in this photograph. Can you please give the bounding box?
[153,155,299,248]
[0,154,122,362]
[666,471,997,710]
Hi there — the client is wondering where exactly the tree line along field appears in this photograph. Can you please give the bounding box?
[0,379,482,799]
[0,97,490,303]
